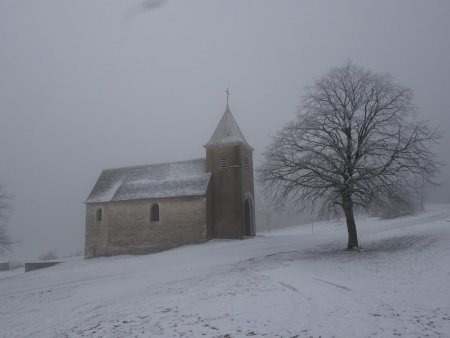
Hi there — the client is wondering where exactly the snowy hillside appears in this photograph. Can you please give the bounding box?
[1,205,450,338]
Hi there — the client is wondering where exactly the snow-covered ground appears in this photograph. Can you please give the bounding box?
[1,205,450,338]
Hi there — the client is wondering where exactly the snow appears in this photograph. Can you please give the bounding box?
[205,106,251,149]
[85,158,211,203]
[85,106,252,204]
[87,178,125,203]
[1,205,450,337]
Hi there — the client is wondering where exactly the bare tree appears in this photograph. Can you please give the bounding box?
[259,62,440,249]
[0,185,12,253]
[255,187,276,232]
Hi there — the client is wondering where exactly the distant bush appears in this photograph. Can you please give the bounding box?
[39,250,59,261]
[369,195,419,219]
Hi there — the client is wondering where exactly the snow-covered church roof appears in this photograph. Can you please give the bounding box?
[205,105,252,149]
[85,158,211,203]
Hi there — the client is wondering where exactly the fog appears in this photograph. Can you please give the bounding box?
[0,0,449,260]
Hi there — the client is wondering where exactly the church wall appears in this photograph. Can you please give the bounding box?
[85,204,109,258]
[206,181,215,239]
[85,196,207,258]
[239,145,256,236]
[207,145,245,238]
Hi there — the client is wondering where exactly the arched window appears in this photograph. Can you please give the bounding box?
[150,203,159,222]
[96,208,103,222]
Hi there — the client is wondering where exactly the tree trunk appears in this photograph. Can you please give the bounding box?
[342,192,359,249]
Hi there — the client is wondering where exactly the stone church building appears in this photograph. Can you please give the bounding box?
[84,103,255,258]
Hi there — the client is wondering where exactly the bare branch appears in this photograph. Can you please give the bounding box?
[258,62,441,249]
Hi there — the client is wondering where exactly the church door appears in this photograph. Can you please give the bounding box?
[244,198,252,236]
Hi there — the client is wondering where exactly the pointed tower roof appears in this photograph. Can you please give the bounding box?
[205,105,252,149]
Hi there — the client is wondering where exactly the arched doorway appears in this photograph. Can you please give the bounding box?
[244,198,253,236]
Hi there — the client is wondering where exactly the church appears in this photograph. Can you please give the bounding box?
[84,100,255,258]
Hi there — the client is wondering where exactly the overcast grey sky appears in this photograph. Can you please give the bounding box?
[0,0,449,259]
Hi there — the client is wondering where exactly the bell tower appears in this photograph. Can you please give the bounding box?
[205,92,255,238]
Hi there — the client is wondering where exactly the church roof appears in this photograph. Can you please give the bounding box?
[205,105,252,149]
[85,158,211,203]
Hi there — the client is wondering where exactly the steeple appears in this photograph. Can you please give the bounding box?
[204,97,256,239]
[205,104,252,149]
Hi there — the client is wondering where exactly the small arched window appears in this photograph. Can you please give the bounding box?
[96,208,103,222]
[150,203,160,222]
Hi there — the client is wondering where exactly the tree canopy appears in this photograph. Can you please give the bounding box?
[259,62,440,249]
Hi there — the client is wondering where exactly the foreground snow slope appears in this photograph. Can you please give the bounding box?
[1,205,450,337]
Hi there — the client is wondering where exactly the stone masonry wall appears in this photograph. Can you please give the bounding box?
[206,144,243,238]
[24,262,60,272]
[240,145,256,236]
[206,143,255,238]
[85,196,207,258]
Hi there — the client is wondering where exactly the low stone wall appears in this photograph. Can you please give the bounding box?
[0,262,9,271]
[25,262,61,272]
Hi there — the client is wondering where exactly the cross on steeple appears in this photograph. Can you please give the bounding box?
[225,87,230,107]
